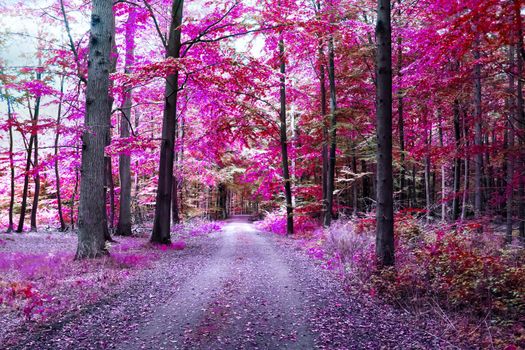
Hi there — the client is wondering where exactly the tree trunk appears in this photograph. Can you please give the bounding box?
[396,0,406,209]
[452,99,461,221]
[506,45,516,243]
[116,9,136,237]
[54,75,67,231]
[324,35,337,227]
[425,126,432,222]
[16,79,40,233]
[279,36,294,235]
[30,79,41,232]
[461,109,470,222]
[76,0,114,259]
[151,0,184,244]
[71,146,79,230]
[7,96,15,233]
[473,44,483,218]
[375,0,394,267]
[513,2,525,239]
[319,42,328,221]
[438,112,446,221]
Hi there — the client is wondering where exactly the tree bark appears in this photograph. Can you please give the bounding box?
[424,125,432,222]
[76,0,114,259]
[279,36,294,235]
[438,112,446,221]
[473,43,483,218]
[461,118,470,222]
[506,45,516,243]
[375,0,394,267]
[116,9,136,237]
[513,0,525,239]
[319,42,328,221]
[151,0,184,244]
[452,99,461,221]
[324,35,337,227]
[30,86,41,232]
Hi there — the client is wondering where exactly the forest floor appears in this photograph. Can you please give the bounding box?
[2,216,453,350]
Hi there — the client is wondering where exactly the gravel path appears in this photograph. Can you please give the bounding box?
[7,216,441,350]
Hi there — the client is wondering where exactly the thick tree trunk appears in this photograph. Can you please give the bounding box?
[54,75,66,231]
[7,97,15,233]
[324,35,337,227]
[473,45,483,218]
[279,36,294,235]
[375,0,394,267]
[76,0,114,259]
[151,0,184,244]
[116,9,136,237]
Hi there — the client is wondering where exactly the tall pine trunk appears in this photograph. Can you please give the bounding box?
[151,0,184,244]
[76,0,114,259]
[375,0,394,267]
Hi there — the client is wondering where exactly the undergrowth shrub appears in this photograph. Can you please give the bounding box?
[256,209,318,236]
[323,213,525,347]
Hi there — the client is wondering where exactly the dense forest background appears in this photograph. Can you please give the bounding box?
[0,0,524,348]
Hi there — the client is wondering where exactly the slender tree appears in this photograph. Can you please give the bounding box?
[54,74,67,231]
[375,0,394,267]
[452,99,461,221]
[279,34,294,235]
[76,0,115,259]
[324,34,337,227]
[6,95,15,233]
[116,9,136,237]
[30,77,41,232]
[16,70,41,233]
[151,0,184,244]
[473,40,483,218]
[506,44,516,243]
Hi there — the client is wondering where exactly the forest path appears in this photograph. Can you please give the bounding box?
[11,216,439,350]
